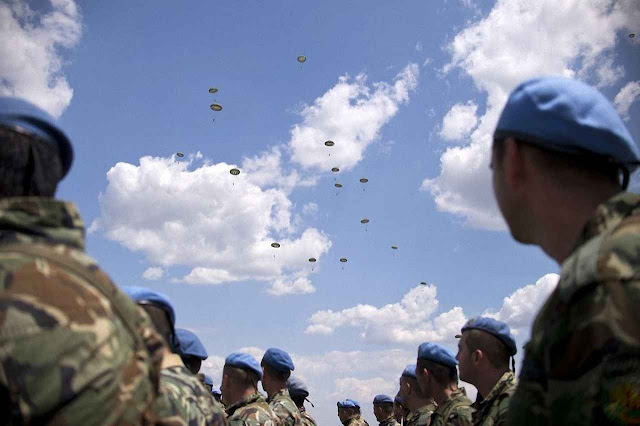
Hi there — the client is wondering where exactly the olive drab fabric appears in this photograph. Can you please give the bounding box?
[430,388,474,426]
[298,407,317,426]
[508,192,640,425]
[0,198,166,424]
[406,400,437,426]
[267,388,302,426]
[472,372,516,426]
[227,392,281,426]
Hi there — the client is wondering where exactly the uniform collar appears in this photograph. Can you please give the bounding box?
[267,387,290,402]
[226,392,265,416]
[478,371,515,407]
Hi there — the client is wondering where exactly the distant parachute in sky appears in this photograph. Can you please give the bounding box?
[359,178,368,183]
[420,282,427,286]
[325,140,335,147]
[230,168,240,175]
[209,88,218,93]
[210,103,223,111]
[176,152,184,158]
[391,245,398,250]
[308,257,316,262]
[271,242,280,248]
[630,33,636,38]
[297,56,307,63]
[332,167,340,173]
[335,183,343,188]
[360,218,369,224]
[339,258,347,263]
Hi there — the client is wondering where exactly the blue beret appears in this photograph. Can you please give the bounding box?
[373,394,393,404]
[401,364,417,379]
[122,286,176,326]
[287,376,309,398]
[212,388,221,397]
[203,374,213,386]
[347,399,360,408]
[394,394,403,405]
[225,352,262,380]
[262,348,295,373]
[337,399,360,408]
[0,97,73,178]
[175,328,208,360]
[495,77,639,175]
[458,317,517,356]
[417,342,458,368]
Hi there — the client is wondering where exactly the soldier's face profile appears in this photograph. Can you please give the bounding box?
[456,334,471,382]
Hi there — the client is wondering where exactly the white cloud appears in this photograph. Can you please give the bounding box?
[439,101,479,142]
[415,42,423,52]
[614,80,640,121]
[423,0,640,230]
[0,0,82,118]
[290,63,419,172]
[93,153,332,295]
[142,266,165,280]
[302,202,318,216]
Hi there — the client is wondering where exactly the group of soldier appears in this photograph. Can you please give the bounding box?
[0,74,638,425]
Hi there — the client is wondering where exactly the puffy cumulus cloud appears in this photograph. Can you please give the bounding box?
[302,202,318,216]
[241,146,317,193]
[484,273,559,336]
[93,153,332,295]
[305,284,467,345]
[200,355,225,386]
[290,63,419,172]
[332,377,396,403]
[439,101,479,142]
[614,80,640,121]
[423,0,640,230]
[142,266,165,280]
[0,0,82,118]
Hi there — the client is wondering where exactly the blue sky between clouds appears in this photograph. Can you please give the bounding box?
[2,0,640,424]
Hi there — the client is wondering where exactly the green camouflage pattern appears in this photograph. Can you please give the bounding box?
[227,392,281,426]
[379,414,400,426]
[345,414,370,426]
[472,372,515,426]
[508,191,640,426]
[0,198,166,424]
[406,400,437,426]
[298,407,317,426]
[267,388,301,426]
[154,365,228,425]
[431,388,474,426]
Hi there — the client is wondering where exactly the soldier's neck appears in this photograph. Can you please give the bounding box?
[476,368,509,400]
[161,350,185,370]
[433,383,457,406]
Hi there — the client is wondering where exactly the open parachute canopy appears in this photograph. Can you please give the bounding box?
[339,258,348,263]
[297,55,307,63]
[335,183,343,188]
[391,246,398,250]
[420,282,427,286]
[308,257,317,263]
[176,152,184,158]
[230,168,240,175]
[209,88,218,94]
[360,218,369,224]
[271,242,281,248]
[324,140,335,147]
[210,103,223,111]
[331,167,340,172]
[359,178,368,183]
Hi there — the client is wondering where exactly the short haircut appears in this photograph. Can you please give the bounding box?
[417,358,458,385]
[464,329,511,370]
[0,125,63,197]
[262,363,290,381]
[140,304,173,348]
[224,365,259,389]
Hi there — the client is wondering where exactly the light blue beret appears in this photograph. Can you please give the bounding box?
[458,317,517,356]
[122,286,176,326]
[495,77,639,176]
[417,342,458,368]
[262,347,295,373]
[212,388,221,397]
[0,97,73,177]
[373,394,393,404]
[225,352,263,379]
[175,328,208,360]
[401,364,417,379]
[287,376,309,398]
[337,399,360,408]
[203,374,213,386]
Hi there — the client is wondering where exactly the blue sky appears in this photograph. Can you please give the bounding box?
[2,0,640,424]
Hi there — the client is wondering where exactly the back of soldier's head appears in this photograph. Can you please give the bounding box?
[465,329,511,370]
[224,364,260,390]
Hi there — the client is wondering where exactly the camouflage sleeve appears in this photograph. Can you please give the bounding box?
[450,406,474,426]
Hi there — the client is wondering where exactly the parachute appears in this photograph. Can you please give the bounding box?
[391,246,398,250]
[339,258,348,263]
[359,178,368,183]
[308,258,317,262]
[271,242,281,248]
[210,104,223,111]
[209,88,218,94]
[230,168,240,175]
[335,183,343,188]
[360,218,369,224]
[324,140,335,147]
[297,56,307,63]
[176,152,184,158]
[630,33,636,38]
[331,167,340,173]
[420,282,427,286]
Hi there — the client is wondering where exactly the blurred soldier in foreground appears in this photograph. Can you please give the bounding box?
[455,318,516,426]
[261,348,301,426]
[287,376,317,426]
[398,365,437,426]
[394,393,409,425]
[222,352,280,425]
[338,399,369,426]
[373,395,399,426]
[417,343,473,426]
[490,76,640,425]
[125,286,227,426]
[177,328,209,374]
[0,97,166,424]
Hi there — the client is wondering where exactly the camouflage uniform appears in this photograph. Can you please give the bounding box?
[345,414,370,426]
[155,365,227,425]
[267,388,301,426]
[406,400,437,426]
[431,388,474,426]
[227,392,281,426]
[380,414,400,426]
[508,191,640,426]
[0,198,166,424]
[472,372,515,426]
[298,407,317,426]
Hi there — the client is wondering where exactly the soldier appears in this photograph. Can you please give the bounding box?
[287,376,317,426]
[0,97,166,424]
[373,395,399,426]
[261,348,301,426]
[455,317,517,426]
[394,394,409,425]
[177,328,209,374]
[338,399,369,426]
[490,76,640,425]
[398,365,437,426]
[124,286,227,426]
[222,352,280,426]
[416,343,473,426]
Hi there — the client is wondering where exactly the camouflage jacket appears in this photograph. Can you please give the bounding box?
[298,406,317,426]
[227,392,281,426]
[508,191,640,426]
[431,388,474,426]
[472,372,515,426]
[345,415,370,426]
[0,198,166,424]
[267,388,301,426]
[155,365,228,425]
[380,414,400,426]
[406,400,437,426]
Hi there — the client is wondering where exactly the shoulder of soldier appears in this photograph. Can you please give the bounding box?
[301,411,318,426]
[231,398,280,424]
